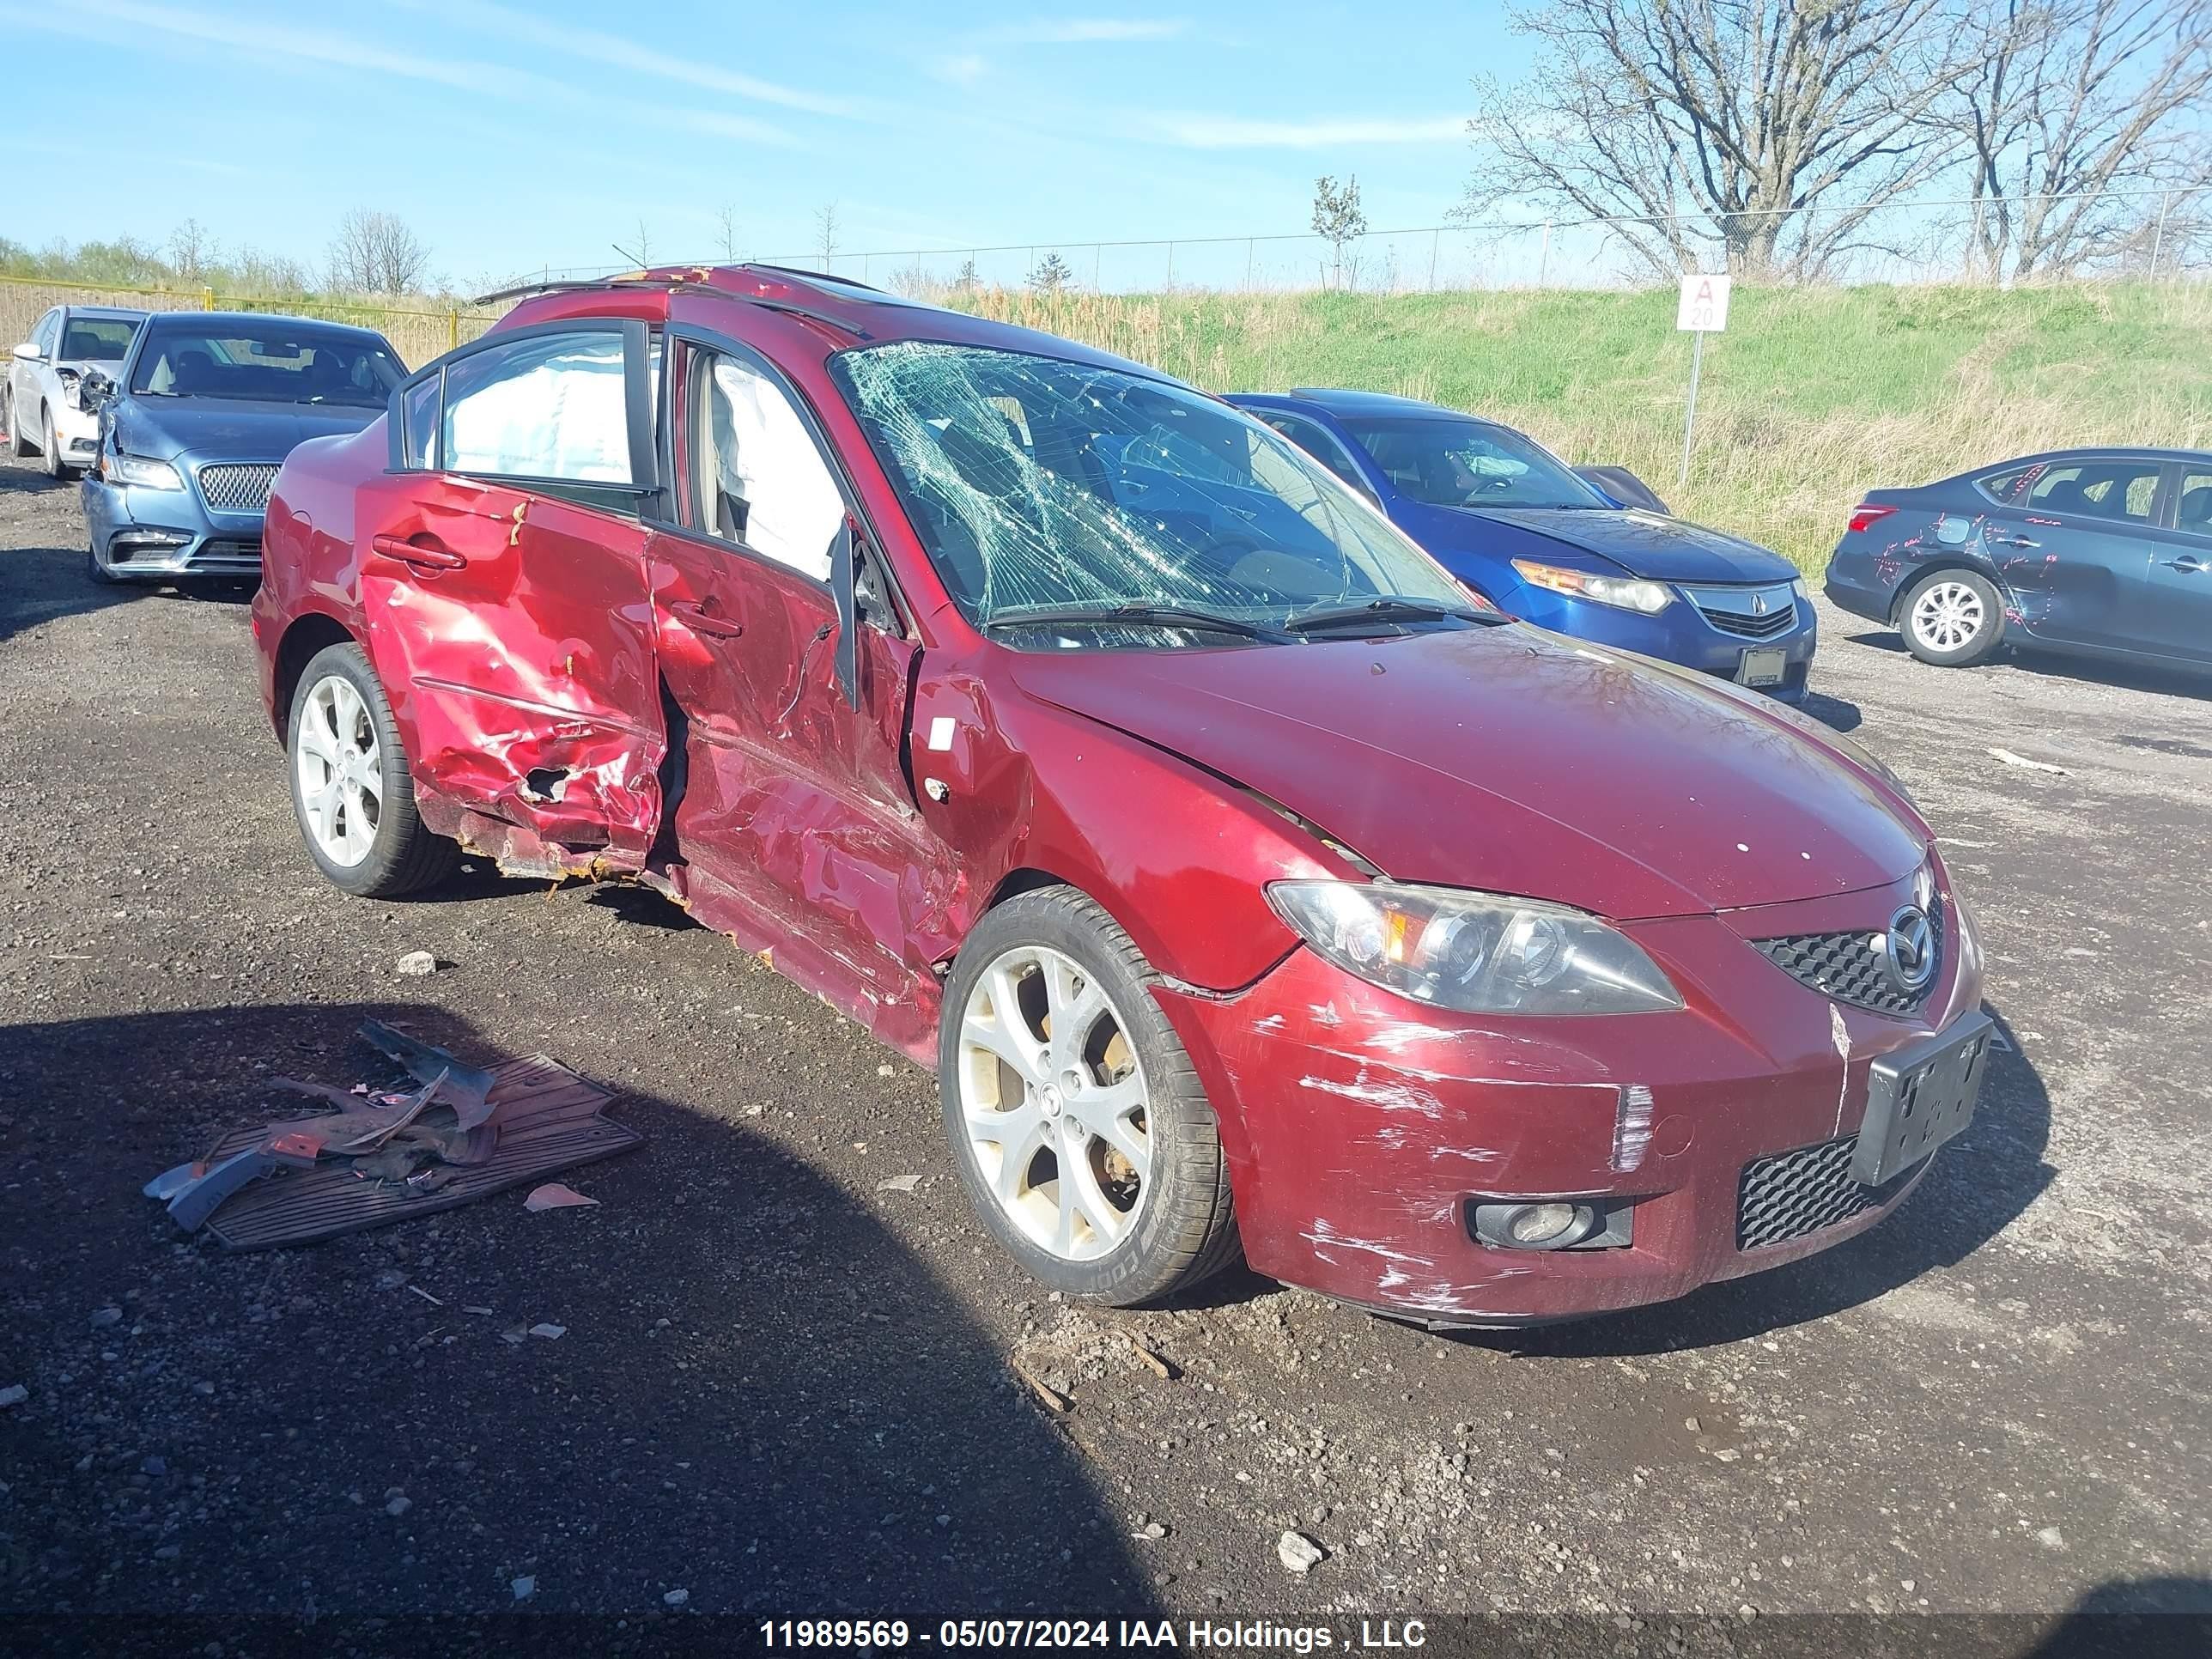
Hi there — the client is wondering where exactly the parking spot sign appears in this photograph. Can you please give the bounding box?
[1677,273,1731,332]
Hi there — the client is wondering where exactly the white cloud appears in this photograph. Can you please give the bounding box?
[407,0,866,118]
[928,52,990,86]
[1142,113,1471,149]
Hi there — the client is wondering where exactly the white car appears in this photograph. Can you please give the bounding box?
[6,305,147,479]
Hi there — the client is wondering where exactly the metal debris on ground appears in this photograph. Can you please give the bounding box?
[877,1173,923,1193]
[523,1182,599,1212]
[138,1023,642,1248]
[1986,746,2068,774]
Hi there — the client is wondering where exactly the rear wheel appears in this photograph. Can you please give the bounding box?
[287,641,459,898]
[1,387,25,457]
[1900,569,2002,667]
[939,887,1241,1307]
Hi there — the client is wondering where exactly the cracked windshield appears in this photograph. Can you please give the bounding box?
[832,342,1478,646]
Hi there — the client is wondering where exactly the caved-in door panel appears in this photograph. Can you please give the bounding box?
[359,471,662,863]
[648,526,950,1051]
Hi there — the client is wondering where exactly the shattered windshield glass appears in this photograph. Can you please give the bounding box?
[830,342,1474,646]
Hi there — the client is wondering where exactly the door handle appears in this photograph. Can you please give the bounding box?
[2164,555,2208,574]
[668,599,744,639]
[370,532,466,572]
[2001,534,2039,549]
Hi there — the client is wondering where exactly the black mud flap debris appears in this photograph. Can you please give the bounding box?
[142,1024,642,1249]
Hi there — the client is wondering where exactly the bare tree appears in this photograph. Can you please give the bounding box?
[1459,0,1971,279]
[716,204,743,262]
[1939,0,2212,280]
[326,209,432,295]
[815,202,842,270]
[1310,175,1368,289]
[167,219,214,285]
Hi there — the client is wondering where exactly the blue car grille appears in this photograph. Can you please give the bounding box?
[1682,581,1798,640]
[197,463,279,512]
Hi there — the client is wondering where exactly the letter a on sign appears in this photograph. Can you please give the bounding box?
[1676,274,1731,332]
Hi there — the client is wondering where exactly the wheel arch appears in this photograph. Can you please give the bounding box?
[273,611,362,735]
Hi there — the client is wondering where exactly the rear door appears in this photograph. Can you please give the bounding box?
[1978,454,2164,653]
[357,319,667,867]
[2124,463,2212,664]
[644,328,951,1046]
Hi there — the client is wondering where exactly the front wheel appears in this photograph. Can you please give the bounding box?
[40,405,69,480]
[1900,569,2002,667]
[287,641,459,897]
[2,388,26,458]
[939,887,1242,1306]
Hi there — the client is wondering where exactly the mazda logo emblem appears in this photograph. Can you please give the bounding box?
[1881,906,1936,994]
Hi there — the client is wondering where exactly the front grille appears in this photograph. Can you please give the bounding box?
[1682,581,1798,640]
[196,463,279,512]
[1753,906,1942,1017]
[1737,1133,1917,1249]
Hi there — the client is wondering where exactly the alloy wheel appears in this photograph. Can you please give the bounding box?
[956,945,1153,1261]
[1910,579,1984,654]
[295,673,386,867]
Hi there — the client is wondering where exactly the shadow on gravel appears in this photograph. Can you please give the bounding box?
[1486,1002,2054,1358]
[1798,690,1862,732]
[1843,627,2212,703]
[2021,1577,2212,1657]
[0,1002,1154,1620]
[0,513,254,648]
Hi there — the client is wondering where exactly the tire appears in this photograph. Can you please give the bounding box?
[939,885,1242,1307]
[40,404,69,481]
[85,537,120,586]
[287,641,459,898]
[6,388,31,459]
[1899,568,2003,667]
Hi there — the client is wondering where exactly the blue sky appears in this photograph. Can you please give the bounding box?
[4,1,1526,289]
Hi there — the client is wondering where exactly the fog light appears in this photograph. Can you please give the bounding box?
[1509,1202,1579,1243]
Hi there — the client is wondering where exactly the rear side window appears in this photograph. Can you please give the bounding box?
[441,331,630,483]
[1982,458,2161,522]
[1258,412,1376,501]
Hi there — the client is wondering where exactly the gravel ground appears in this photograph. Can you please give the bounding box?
[3,455,2209,1642]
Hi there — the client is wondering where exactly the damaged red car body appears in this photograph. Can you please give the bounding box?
[252,265,1989,1325]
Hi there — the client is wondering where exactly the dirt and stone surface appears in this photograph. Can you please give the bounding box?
[3,455,2209,1640]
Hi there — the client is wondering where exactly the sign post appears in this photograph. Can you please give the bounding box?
[1675,273,1731,488]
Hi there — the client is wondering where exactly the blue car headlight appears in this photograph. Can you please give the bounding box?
[108,453,185,489]
[1512,558,1673,615]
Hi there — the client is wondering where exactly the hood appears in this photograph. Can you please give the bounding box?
[118,396,384,460]
[1010,627,1927,921]
[1413,503,1796,584]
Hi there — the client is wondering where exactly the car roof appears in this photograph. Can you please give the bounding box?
[138,310,390,341]
[495,264,1181,386]
[1989,445,2212,466]
[64,306,149,322]
[1242,388,1486,422]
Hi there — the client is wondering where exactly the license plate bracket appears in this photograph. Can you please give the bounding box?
[1737,645,1788,687]
[1851,1011,1992,1186]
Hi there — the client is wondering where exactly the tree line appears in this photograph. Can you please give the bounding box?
[1,210,437,301]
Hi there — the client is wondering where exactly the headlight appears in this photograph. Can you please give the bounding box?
[1791,576,1809,602]
[1266,881,1684,1017]
[108,453,184,489]
[57,368,82,410]
[1511,559,1672,614]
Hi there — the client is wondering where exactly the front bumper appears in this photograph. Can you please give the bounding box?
[1155,865,1980,1326]
[50,401,100,467]
[1504,583,1818,704]
[81,469,265,579]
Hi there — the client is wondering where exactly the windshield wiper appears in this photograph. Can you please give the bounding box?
[1285,596,1506,635]
[981,604,1291,642]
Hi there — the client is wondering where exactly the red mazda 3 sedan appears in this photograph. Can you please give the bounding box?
[251,265,1990,1326]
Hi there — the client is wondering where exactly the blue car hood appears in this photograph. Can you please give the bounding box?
[1423,504,1795,584]
[117,397,383,460]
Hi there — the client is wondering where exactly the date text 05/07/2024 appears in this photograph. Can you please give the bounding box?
[757,1620,1431,1651]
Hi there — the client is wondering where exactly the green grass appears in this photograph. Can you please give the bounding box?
[960,283,2212,573]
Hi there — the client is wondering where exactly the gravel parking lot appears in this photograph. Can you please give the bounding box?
[3,454,2209,1642]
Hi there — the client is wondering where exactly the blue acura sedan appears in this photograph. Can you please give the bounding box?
[1228,390,1816,702]
[80,312,405,584]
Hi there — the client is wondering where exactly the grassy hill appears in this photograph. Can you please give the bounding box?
[959,283,2212,574]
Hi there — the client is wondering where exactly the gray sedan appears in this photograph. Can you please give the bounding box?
[81,312,404,583]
